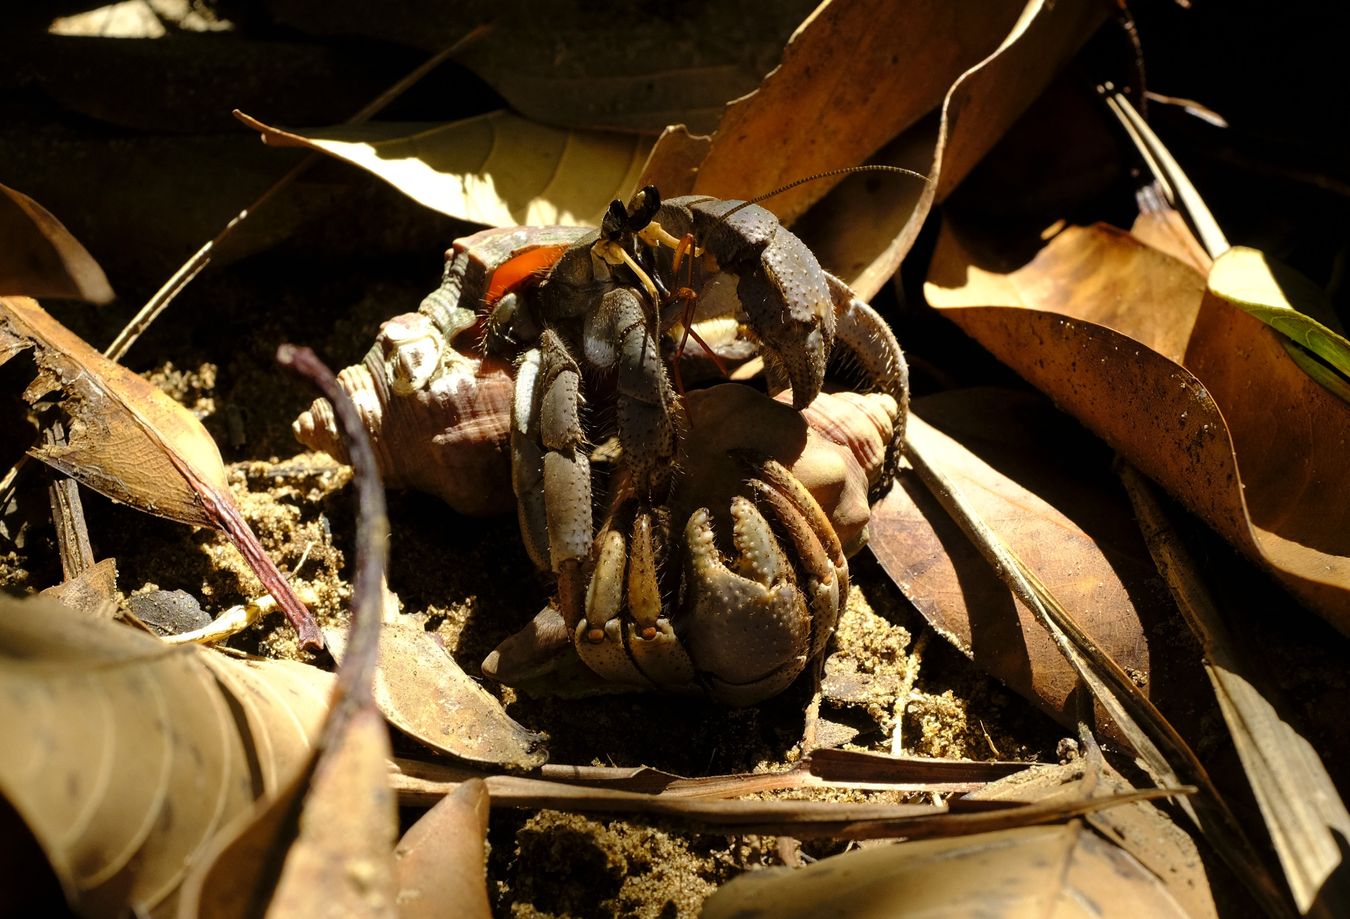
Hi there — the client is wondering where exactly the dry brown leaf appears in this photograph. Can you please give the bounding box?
[926,222,1350,632]
[0,595,255,917]
[268,706,398,917]
[971,758,1219,919]
[326,613,547,771]
[701,821,1190,918]
[800,0,1107,298]
[236,110,651,227]
[869,388,1209,740]
[394,778,492,919]
[0,296,320,647]
[198,653,332,797]
[0,183,113,304]
[690,0,1028,225]
[1125,468,1350,916]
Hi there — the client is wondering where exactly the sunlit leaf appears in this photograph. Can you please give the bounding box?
[926,223,1350,633]
[0,297,320,646]
[236,110,651,227]
[870,389,1208,740]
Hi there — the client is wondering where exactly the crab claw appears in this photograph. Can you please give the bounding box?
[735,229,838,410]
[680,498,812,705]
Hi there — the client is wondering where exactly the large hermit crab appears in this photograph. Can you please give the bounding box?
[296,189,908,703]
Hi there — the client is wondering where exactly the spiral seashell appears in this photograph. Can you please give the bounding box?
[293,312,516,516]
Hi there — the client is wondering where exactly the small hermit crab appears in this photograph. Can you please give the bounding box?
[296,186,908,704]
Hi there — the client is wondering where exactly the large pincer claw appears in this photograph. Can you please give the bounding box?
[680,453,847,705]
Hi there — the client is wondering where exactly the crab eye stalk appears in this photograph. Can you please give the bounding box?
[625,185,662,230]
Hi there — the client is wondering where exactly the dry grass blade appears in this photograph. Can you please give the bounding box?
[904,441,1293,916]
[0,182,113,304]
[0,297,320,647]
[390,751,1036,806]
[399,775,1184,842]
[1122,466,1350,916]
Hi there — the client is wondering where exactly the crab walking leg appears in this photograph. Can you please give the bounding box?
[576,508,697,689]
[511,331,594,627]
[583,286,678,501]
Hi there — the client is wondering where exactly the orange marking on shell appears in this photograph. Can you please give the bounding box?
[483,244,569,308]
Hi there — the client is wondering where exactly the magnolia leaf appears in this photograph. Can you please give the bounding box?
[702,822,1190,918]
[0,596,255,916]
[394,779,492,919]
[236,110,651,227]
[869,389,1209,741]
[326,615,547,770]
[0,297,320,647]
[0,183,113,304]
[926,223,1350,633]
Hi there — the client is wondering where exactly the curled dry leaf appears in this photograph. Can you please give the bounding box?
[800,0,1107,298]
[0,296,321,647]
[689,0,1029,225]
[0,183,113,304]
[0,596,256,916]
[394,779,492,919]
[235,109,651,227]
[970,757,1219,919]
[869,388,1209,740]
[326,613,548,770]
[625,0,1103,300]
[925,222,1350,632]
[702,822,1190,918]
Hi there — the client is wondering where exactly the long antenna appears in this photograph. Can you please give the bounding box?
[718,164,930,223]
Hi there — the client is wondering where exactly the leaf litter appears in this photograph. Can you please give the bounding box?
[2,3,1350,912]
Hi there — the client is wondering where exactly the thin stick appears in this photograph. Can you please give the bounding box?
[104,24,492,364]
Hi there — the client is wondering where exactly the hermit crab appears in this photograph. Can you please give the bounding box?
[296,188,908,704]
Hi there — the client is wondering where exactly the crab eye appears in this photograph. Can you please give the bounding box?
[601,198,628,238]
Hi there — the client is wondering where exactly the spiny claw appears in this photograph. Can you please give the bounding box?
[682,500,810,705]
